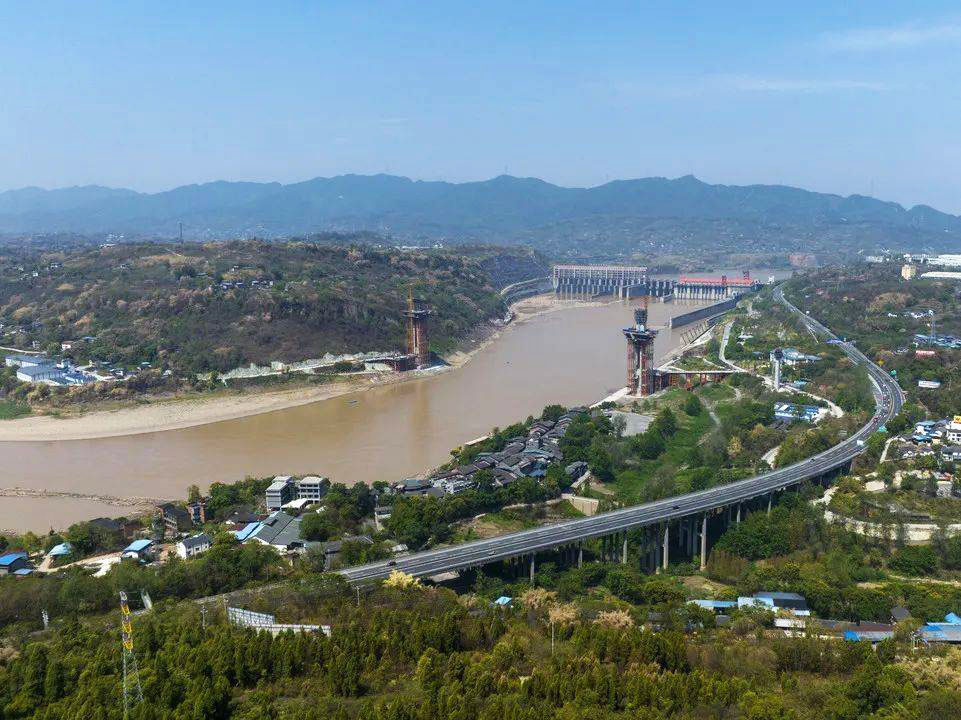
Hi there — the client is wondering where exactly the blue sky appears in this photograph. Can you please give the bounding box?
[3,2,961,211]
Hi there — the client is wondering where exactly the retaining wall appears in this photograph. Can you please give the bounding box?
[669,296,739,329]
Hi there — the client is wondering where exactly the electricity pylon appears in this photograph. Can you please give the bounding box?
[119,591,144,718]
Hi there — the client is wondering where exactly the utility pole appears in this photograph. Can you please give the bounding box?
[119,591,144,718]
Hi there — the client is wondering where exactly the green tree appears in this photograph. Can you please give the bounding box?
[890,545,938,576]
[683,393,703,416]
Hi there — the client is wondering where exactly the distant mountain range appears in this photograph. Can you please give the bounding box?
[2,174,959,258]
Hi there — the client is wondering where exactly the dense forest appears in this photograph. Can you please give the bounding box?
[2,525,961,719]
[0,241,548,415]
[0,241,547,374]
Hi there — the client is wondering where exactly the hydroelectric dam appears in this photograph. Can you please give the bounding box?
[551,264,762,300]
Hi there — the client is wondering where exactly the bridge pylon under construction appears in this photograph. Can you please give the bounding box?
[404,293,431,368]
[623,301,658,395]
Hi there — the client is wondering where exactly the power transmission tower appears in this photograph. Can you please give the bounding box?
[119,591,144,718]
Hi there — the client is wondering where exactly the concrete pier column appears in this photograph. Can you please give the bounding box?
[530,555,536,583]
[700,514,708,571]
[578,543,583,569]
[736,504,742,524]
[767,494,773,516]
[622,535,628,564]
[662,523,670,571]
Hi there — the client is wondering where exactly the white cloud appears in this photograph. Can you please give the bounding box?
[718,75,886,93]
[598,74,885,102]
[821,22,961,51]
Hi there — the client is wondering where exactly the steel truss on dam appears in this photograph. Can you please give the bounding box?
[339,286,903,585]
[552,264,674,298]
[551,264,762,300]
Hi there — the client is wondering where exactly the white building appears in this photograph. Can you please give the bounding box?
[920,271,961,281]
[930,254,961,268]
[176,533,212,559]
[4,353,48,369]
[16,364,63,383]
[780,348,820,367]
[266,476,295,510]
[946,417,961,444]
[296,476,329,502]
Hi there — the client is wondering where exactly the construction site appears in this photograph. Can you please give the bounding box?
[622,294,746,397]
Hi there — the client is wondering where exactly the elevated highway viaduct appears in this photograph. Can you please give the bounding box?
[339,285,903,585]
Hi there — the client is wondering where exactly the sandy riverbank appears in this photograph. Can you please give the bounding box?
[0,294,610,443]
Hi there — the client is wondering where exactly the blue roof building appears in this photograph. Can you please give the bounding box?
[234,521,262,542]
[774,403,824,423]
[0,552,29,575]
[845,629,894,643]
[781,348,821,365]
[48,542,73,557]
[690,600,736,611]
[121,539,154,559]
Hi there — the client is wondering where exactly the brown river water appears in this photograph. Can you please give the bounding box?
[0,272,789,533]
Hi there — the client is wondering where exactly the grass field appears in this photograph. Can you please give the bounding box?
[611,403,715,503]
[0,399,30,420]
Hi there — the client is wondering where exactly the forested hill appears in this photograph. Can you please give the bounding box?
[3,174,961,258]
[0,242,539,375]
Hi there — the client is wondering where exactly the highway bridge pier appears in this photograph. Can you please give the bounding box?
[487,503,774,581]
[624,304,658,395]
[405,294,431,368]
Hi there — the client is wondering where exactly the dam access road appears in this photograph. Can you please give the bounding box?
[338,286,904,584]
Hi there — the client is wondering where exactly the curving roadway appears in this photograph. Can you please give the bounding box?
[339,285,903,584]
